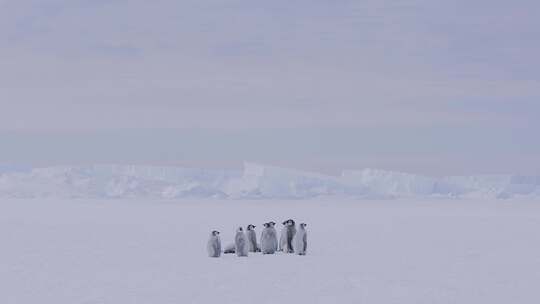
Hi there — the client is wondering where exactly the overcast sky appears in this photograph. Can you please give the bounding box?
[1,0,539,175]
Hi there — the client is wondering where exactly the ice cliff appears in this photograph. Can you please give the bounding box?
[0,163,537,200]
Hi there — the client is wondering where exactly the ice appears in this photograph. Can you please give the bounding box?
[438,175,540,198]
[0,165,240,199]
[224,162,372,199]
[341,169,540,199]
[341,168,437,197]
[0,163,538,200]
[1,198,539,303]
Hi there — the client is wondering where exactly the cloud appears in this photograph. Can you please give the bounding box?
[0,0,538,172]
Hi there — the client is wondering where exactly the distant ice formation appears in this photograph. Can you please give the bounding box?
[224,162,373,199]
[0,163,538,200]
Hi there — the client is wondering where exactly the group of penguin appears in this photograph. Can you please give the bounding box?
[207,219,308,257]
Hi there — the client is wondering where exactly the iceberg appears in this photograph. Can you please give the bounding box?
[224,162,371,199]
[0,163,538,200]
[341,168,437,197]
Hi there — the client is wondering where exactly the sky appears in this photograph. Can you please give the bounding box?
[0,0,539,175]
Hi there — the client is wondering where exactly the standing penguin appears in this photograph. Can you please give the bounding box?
[268,221,278,253]
[260,222,278,254]
[278,220,288,251]
[293,223,307,255]
[207,230,222,258]
[287,219,297,253]
[235,227,248,257]
[280,219,297,253]
[246,224,260,252]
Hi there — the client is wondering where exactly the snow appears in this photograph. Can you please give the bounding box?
[0,163,539,200]
[2,198,539,303]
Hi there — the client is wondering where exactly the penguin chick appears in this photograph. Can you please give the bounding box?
[280,219,296,253]
[246,224,260,252]
[235,227,248,257]
[207,230,221,257]
[261,222,278,254]
[293,223,307,255]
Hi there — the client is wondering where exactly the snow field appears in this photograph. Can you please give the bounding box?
[1,198,540,303]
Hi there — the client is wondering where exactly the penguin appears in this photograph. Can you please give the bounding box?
[223,243,235,254]
[293,223,307,255]
[260,222,278,254]
[278,220,288,251]
[246,224,260,252]
[207,230,221,257]
[286,219,297,253]
[235,227,248,257]
[280,219,297,253]
[268,221,278,253]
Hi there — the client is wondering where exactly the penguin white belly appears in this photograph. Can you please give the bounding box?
[235,232,248,257]
[269,228,278,252]
[279,227,287,251]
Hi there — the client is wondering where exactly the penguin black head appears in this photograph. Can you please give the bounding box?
[211,230,220,236]
[300,223,307,228]
[263,222,269,228]
[247,224,256,230]
[289,219,296,226]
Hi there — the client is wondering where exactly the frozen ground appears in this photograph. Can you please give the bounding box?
[1,198,540,303]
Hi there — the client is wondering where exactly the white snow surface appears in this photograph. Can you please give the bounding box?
[0,163,539,199]
[2,198,539,303]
